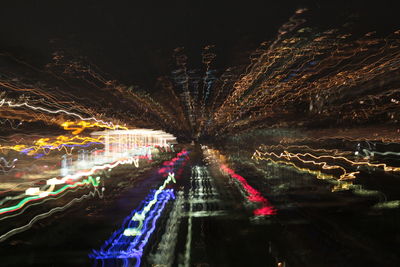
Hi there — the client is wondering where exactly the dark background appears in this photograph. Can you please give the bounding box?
[0,0,398,90]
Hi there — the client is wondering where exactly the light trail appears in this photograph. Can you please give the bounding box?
[220,164,277,216]
[0,145,179,244]
[0,98,116,127]
[0,176,100,215]
[18,135,104,157]
[61,121,128,135]
[90,189,174,266]
[89,150,189,266]
[253,150,359,180]
[149,191,184,266]
[253,148,400,180]
[0,156,140,216]
[204,147,276,216]
[123,173,176,236]
[0,180,100,221]
[0,185,104,242]
[0,157,17,173]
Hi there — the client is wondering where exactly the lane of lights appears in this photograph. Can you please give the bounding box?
[123,173,176,236]
[90,189,174,266]
[149,191,184,266]
[203,147,276,216]
[90,151,189,266]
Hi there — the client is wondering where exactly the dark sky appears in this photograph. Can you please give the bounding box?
[0,0,398,90]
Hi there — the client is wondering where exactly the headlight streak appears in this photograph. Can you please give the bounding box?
[359,149,400,158]
[0,184,104,242]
